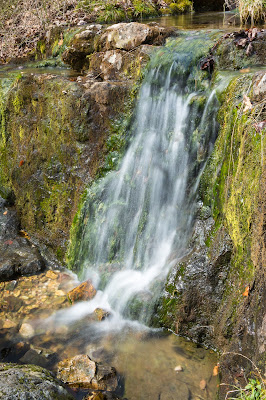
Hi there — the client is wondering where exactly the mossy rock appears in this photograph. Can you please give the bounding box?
[0,362,75,399]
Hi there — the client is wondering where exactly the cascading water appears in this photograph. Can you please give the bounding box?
[67,33,220,327]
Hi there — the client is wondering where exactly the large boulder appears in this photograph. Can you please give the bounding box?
[0,362,75,400]
[57,354,118,391]
[95,22,177,52]
[88,45,153,81]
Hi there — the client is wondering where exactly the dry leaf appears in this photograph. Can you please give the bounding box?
[58,33,64,47]
[240,68,250,73]
[243,95,252,112]
[19,230,30,240]
[3,211,8,215]
[200,379,207,390]
[213,365,219,376]
[243,286,249,297]
[246,43,253,56]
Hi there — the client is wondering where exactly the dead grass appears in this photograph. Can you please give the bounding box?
[225,0,266,25]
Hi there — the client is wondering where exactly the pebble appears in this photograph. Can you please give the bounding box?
[19,323,35,338]
[199,379,207,390]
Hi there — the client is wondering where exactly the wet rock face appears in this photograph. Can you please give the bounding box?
[57,354,118,391]
[0,363,75,400]
[159,207,233,347]
[0,199,45,281]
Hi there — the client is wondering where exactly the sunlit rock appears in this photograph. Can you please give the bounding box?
[96,22,176,52]
[57,354,118,390]
[67,279,97,304]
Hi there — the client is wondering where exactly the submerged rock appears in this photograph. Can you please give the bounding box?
[67,279,96,303]
[57,354,118,391]
[84,391,124,400]
[0,362,75,399]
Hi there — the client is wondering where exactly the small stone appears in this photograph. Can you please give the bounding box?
[19,323,34,338]
[174,365,183,372]
[94,308,110,321]
[55,290,65,296]
[199,379,207,390]
[46,270,58,280]
[67,280,96,304]
[3,319,17,329]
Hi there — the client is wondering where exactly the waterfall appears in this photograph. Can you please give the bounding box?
[67,33,220,327]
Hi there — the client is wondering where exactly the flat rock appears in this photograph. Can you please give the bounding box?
[0,362,75,399]
[96,22,176,52]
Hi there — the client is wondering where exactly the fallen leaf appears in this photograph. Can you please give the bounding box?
[4,240,13,245]
[19,160,24,167]
[243,286,249,297]
[240,68,250,73]
[200,379,207,390]
[58,33,64,47]
[213,365,219,376]
[19,230,30,240]
[3,211,8,215]
[243,95,252,112]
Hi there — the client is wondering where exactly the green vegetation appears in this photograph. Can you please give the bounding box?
[169,0,192,15]
[227,379,266,399]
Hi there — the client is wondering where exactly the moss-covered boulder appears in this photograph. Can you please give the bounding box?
[62,24,103,71]
[0,362,75,399]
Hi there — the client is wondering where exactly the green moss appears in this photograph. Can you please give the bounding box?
[199,73,265,332]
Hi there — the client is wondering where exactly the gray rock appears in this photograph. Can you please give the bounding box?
[0,363,75,399]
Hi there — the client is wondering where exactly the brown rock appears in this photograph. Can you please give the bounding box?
[57,354,118,391]
[67,280,96,304]
[94,308,110,321]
